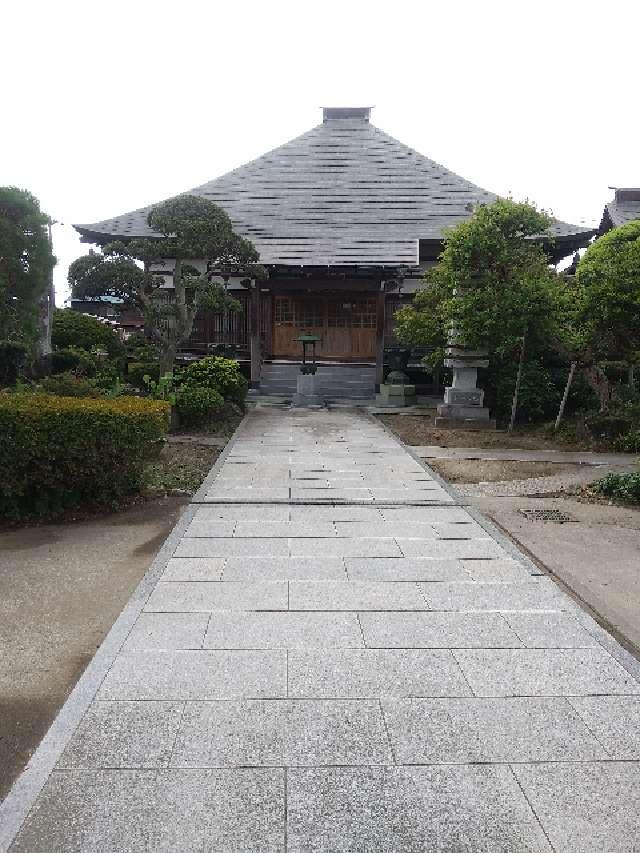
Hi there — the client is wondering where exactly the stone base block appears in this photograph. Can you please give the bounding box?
[434,416,497,430]
[293,372,323,407]
[437,403,492,420]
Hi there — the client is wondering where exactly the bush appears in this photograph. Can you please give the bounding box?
[39,372,101,398]
[51,346,98,377]
[585,414,632,442]
[591,472,640,504]
[0,341,28,386]
[128,361,160,389]
[181,356,247,404]
[0,393,169,521]
[615,430,640,453]
[52,309,124,357]
[176,385,224,427]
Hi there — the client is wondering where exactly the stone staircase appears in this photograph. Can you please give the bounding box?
[259,362,376,400]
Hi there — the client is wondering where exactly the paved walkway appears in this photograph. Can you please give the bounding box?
[2,408,640,851]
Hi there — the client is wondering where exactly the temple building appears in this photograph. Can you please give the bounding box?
[75,107,592,398]
[599,187,640,234]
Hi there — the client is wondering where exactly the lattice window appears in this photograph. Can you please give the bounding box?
[274,297,295,324]
[328,298,376,328]
[297,300,323,327]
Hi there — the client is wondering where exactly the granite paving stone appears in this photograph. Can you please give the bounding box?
[397,537,506,559]
[567,696,640,758]
[143,581,288,612]
[98,650,287,700]
[359,612,523,648]
[345,557,473,582]
[122,613,210,650]
[289,580,427,611]
[289,537,403,558]
[287,766,552,852]
[174,537,291,558]
[454,648,640,696]
[222,557,347,582]
[9,769,285,853]
[383,697,606,763]
[57,701,185,769]
[461,558,534,582]
[512,762,640,853]
[204,612,364,648]
[170,699,392,767]
[288,649,471,698]
[420,579,566,611]
[503,612,599,647]
[160,558,225,582]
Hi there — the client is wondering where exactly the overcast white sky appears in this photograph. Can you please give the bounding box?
[2,0,638,304]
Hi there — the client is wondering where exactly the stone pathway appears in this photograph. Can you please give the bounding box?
[2,407,640,851]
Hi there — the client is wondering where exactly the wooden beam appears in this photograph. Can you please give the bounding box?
[375,284,385,388]
[250,281,261,387]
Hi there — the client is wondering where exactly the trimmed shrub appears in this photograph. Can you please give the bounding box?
[51,346,98,377]
[176,385,224,427]
[0,393,169,521]
[181,356,248,404]
[0,341,27,386]
[39,372,101,398]
[585,414,632,442]
[591,472,640,504]
[52,309,124,357]
[128,361,161,389]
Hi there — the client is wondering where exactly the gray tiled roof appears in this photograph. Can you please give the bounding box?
[75,109,591,266]
[601,189,640,231]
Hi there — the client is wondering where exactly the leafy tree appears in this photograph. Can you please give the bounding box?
[52,308,124,357]
[395,199,565,423]
[68,195,264,373]
[574,219,640,368]
[0,187,56,356]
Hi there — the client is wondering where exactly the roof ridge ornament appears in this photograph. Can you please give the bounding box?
[322,106,371,122]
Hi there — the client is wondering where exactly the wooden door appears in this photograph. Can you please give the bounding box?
[272,295,376,360]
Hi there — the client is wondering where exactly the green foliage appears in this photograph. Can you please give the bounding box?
[397,199,558,357]
[575,220,640,362]
[68,195,264,373]
[0,187,55,354]
[51,346,98,377]
[181,356,248,404]
[0,393,169,521]
[590,472,640,504]
[492,360,560,423]
[176,385,224,427]
[126,333,158,362]
[127,361,160,389]
[616,430,640,452]
[0,340,28,386]
[52,309,124,357]
[143,372,177,404]
[39,372,101,398]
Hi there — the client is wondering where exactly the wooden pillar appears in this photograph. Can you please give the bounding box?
[375,283,385,389]
[250,281,261,388]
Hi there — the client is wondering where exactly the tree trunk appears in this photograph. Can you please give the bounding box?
[159,345,177,376]
[555,361,577,431]
[629,364,636,389]
[508,328,527,432]
[581,364,610,411]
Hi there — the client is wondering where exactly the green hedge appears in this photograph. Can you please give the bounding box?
[52,309,124,357]
[0,393,169,521]
[181,356,248,404]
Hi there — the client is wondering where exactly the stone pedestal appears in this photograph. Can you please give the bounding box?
[435,346,495,429]
[377,383,416,408]
[293,371,323,407]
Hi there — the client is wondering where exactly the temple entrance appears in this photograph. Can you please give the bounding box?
[272,294,376,360]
